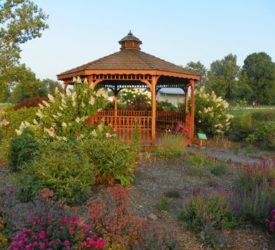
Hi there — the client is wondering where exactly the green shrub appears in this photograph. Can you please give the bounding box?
[251,109,275,122]
[178,193,239,232]
[157,197,169,211]
[156,134,185,159]
[230,112,275,150]
[164,190,181,198]
[19,140,94,205]
[184,153,212,177]
[8,130,39,172]
[0,107,38,143]
[157,101,177,112]
[236,160,275,224]
[229,113,253,141]
[245,122,275,150]
[80,138,138,185]
[210,164,227,177]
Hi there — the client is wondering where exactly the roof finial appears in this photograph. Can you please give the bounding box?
[128,30,132,36]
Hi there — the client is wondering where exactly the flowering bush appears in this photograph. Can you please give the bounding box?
[0,107,38,163]
[237,160,275,224]
[0,107,38,142]
[195,86,233,136]
[10,214,105,250]
[88,186,180,249]
[178,191,239,232]
[265,209,275,235]
[16,79,109,141]
[119,88,151,110]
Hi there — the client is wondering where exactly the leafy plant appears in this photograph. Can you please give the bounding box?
[10,214,105,250]
[0,107,38,143]
[265,209,275,235]
[164,190,181,198]
[199,224,230,249]
[80,138,138,185]
[13,96,49,110]
[19,140,94,205]
[156,134,185,159]
[245,122,275,150]
[157,197,169,211]
[0,215,8,249]
[8,129,40,172]
[88,186,180,250]
[236,160,275,224]
[184,152,212,177]
[211,164,227,177]
[178,192,239,232]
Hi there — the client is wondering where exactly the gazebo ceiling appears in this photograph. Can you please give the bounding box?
[57,31,200,81]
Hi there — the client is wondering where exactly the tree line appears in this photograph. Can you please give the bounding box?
[186,53,275,105]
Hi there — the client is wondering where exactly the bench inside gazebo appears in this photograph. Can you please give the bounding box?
[57,31,200,146]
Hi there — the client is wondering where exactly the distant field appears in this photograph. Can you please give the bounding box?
[230,106,275,117]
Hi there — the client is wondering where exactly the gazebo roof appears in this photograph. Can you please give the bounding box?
[57,32,200,80]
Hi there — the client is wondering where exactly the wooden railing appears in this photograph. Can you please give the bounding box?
[88,110,189,142]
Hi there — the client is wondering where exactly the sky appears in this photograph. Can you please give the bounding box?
[20,0,275,81]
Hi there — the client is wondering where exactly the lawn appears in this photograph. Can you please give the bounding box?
[230,106,275,117]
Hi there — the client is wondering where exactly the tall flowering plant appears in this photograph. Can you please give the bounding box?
[265,209,275,235]
[10,214,105,250]
[119,88,151,110]
[16,78,109,141]
[195,86,233,136]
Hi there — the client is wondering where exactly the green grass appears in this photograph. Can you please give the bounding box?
[0,103,13,110]
[230,106,275,118]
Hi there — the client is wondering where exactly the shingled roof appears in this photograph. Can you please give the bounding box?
[57,32,199,78]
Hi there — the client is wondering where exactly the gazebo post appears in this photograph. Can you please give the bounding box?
[184,85,189,115]
[114,88,118,132]
[151,76,159,145]
[63,82,68,93]
[190,79,195,142]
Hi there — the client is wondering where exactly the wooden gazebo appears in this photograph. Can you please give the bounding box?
[57,31,200,145]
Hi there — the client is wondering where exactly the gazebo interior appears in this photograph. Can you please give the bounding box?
[57,31,200,146]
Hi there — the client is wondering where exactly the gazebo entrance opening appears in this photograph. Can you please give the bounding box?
[88,76,194,145]
[57,31,200,145]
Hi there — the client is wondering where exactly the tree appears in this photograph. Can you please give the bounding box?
[206,54,240,101]
[242,52,275,105]
[0,0,48,97]
[39,79,63,96]
[186,61,207,86]
[8,64,43,103]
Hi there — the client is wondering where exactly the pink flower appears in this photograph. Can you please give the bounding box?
[39,242,46,249]
[64,240,70,246]
[39,231,47,240]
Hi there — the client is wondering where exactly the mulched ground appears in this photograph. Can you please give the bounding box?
[128,154,275,250]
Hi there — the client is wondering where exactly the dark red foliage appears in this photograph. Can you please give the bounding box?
[13,96,49,110]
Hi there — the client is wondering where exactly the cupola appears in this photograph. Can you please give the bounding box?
[119,31,142,50]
